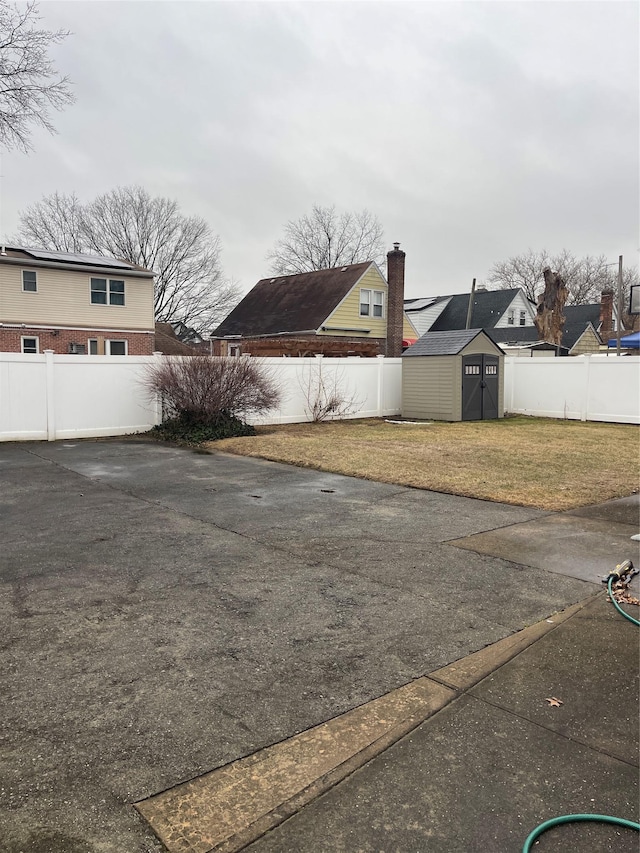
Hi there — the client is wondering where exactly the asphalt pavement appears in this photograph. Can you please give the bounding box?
[1,439,638,853]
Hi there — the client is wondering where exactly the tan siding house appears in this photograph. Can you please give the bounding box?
[0,247,155,355]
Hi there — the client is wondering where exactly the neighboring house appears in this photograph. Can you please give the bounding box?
[404,287,537,337]
[491,292,619,356]
[211,245,418,357]
[406,286,623,357]
[0,246,155,355]
[154,322,206,356]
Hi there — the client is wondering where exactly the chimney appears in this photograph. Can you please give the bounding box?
[600,288,614,339]
[386,242,405,357]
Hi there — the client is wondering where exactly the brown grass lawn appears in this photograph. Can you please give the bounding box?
[211,417,640,511]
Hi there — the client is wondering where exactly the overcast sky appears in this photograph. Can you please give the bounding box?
[1,0,638,300]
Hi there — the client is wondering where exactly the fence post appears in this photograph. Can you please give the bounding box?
[582,355,591,422]
[151,352,163,425]
[44,349,56,441]
[376,354,385,417]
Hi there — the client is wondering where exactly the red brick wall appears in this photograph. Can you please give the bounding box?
[0,327,154,355]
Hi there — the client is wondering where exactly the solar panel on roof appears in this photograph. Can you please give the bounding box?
[24,248,133,269]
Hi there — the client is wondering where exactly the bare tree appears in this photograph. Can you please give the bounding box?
[485,249,628,306]
[16,185,239,334]
[267,204,385,275]
[17,191,84,250]
[0,0,74,152]
[144,355,281,426]
[300,359,362,422]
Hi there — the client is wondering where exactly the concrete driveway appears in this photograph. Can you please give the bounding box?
[0,440,607,852]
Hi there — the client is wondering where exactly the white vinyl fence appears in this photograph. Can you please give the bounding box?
[504,355,640,424]
[1,351,637,443]
[0,352,402,441]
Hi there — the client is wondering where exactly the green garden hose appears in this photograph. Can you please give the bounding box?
[607,575,640,627]
[522,813,640,852]
[521,561,639,850]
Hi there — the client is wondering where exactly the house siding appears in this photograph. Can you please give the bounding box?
[405,298,452,336]
[403,313,419,340]
[494,292,536,328]
[319,267,388,338]
[0,264,155,330]
[570,327,601,355]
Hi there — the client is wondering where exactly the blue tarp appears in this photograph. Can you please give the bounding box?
[608,331,640,349]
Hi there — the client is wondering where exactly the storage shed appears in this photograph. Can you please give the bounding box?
[402,329,504,421]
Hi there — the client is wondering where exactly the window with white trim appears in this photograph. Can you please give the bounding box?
[22,270,37,292]
[359,288,384,318]
[507,309,515,325]
[21,336,39,353]
[90,277,125,306]
[107,340,127,355]
[88,339,99,355]
[519,310,526,326]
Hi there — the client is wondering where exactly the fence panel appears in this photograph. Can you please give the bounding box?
[0,353,48,440]
[504,355,639,424]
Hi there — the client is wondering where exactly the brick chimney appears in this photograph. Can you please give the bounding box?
[600,288,614,340]
[386,242,405,357]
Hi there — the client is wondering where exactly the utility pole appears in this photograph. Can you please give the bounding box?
[616,255,623,356]
[465,278,476,330]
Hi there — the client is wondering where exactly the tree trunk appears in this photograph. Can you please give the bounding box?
[535,268,567,346]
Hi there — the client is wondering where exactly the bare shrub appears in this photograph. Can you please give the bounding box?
[301,360,362,423]
[145,356,281,426]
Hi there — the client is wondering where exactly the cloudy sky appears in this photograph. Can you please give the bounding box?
[1,0,638,300]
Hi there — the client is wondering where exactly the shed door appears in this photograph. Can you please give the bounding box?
[462,355,499,420]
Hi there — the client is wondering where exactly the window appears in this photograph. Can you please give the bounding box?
[485,365,497,375]
[464,365,480,375]
[519,310,526,326]
[88,339,98,355]
[507,310,515,325]
[107,340,127,355]
[359,288,384,318]
[91,277,125,306]
[21,336,39,353]
[228,345,242,357]
[22,270,37,292]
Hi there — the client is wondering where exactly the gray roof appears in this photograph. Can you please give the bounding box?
[402,328,503,357]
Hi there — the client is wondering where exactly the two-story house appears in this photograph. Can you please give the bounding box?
[0,246,155,355]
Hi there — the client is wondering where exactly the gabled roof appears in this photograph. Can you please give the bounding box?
[213,262,375,337]
[561,304,601,349]
[430,289,526,331]
[0,245,153,275]
[403,328,503,357]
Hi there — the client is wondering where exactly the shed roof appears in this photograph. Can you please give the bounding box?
[213,262,374,337]
[402,328,503,357]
